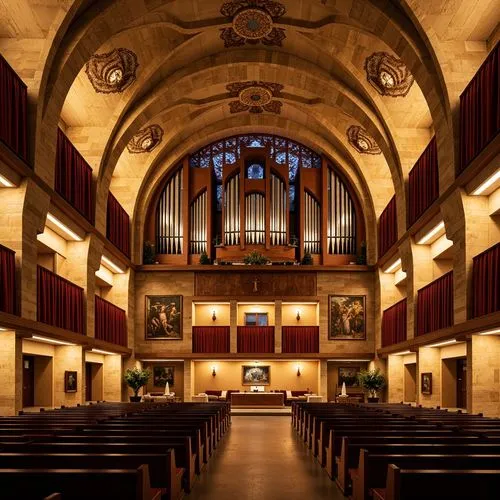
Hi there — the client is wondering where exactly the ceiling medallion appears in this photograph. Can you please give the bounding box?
[227,81,283,114]
[85,48,138,94]
[347,126,381,155]
[220,0,286,48]
[364,52,414,97]
[127,125,164,154]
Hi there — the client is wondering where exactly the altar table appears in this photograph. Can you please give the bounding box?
[230,392,284,406]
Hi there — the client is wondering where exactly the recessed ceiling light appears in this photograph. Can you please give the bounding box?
[417,221,445,245]
[384,258,402,273]
[0,174,15,187]
[90,348,118,355]
[101,255,125,274]
[478,328,500,336]
[392,350,412,356]
[47,213,83,241]
[472,169,500,195]
[427,339,459,348]
[31,335,75,346]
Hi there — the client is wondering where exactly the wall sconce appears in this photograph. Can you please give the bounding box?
[211,365,217,377]
[296,309,301,321]
[296,364,301,377]
[212,309,217,321]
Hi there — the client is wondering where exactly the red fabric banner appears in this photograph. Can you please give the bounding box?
[0,55,27,161]
[237,326,275,353]
[37,266,85,334]
[408,137,439,226]
[381,299,407,347]
[460,43,499,171]
[282,326,319,353]
[0,244,16,315]
[416,271,454,336]
[472,243,500,318]
[378,196,397,258]
[95,296,127,347]
[55,128,94,222]
[107,192,130,258]
[192,326,230,353]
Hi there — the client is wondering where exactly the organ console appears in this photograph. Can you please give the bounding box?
[148,134,364,265]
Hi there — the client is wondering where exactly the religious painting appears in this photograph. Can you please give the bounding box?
[153,366,175,388]
[328,295,366,340]
[421,372,432,395]
[145,295,182,340]
[242,365,270,386]
[338,367,360,387]
[64,371,77,393]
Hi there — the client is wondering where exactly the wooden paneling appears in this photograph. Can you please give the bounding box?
[195,272,317,296]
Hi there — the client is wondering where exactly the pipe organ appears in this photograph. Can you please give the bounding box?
[224,174,240,246]
[270,174,287,246]
[245,193,266,245]
[304,191,321,254]
[327,169,356,255]
[152,135,362,265]
[156,167,183,254]
[190,190,207,254]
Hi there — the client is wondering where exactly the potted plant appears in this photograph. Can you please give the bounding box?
[301,252,313,265]
[243,250,269,265]
[124,367,151,402]
[199,251,210,265]
[357,368,386,403]
[143,241,155,265]
[356,241,367,265]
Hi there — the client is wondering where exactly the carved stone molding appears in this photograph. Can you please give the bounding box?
[227,81,284,114]
[85,48,138,94]
[127,125,164,154]
[364,52,414,97]
[347,126,381,155]
[220,0,286,47]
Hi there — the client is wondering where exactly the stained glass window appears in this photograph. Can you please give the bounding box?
[247,163,264,179]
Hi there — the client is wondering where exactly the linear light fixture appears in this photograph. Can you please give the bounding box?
[140,359,185,362]
[417,221,445,245]
[384,258,402,274]
[31,335,75,346]
[0,327,8,331]
[0,174,15,187]
[478,328,500,336]
[101,255,125,274]
[328,359,371,362]
[392,350,412,356]
[427,339,459,348]
[47,213,83,241]
[91,348,118,355]
[472,169,500,195]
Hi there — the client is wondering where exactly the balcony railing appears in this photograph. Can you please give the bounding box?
[378,196,397,258]
[281,326,319,353]
[472,243,499,318]
[192,326,230,353]
[107,192,130,258]
[381,298,407,347]
[237,326,274,353]
[0,244,16,315]
[95,296,127,347]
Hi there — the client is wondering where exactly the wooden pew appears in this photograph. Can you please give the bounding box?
[352,449,500,500]
[371,464,500,500]
[0,464,162,500]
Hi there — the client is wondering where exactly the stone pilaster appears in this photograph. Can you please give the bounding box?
[230,300,238,353]
[319,360,328,401]
[0,331,22,416]
[53,345,84,408]
[103,354,122,401]
[275,299,282,353]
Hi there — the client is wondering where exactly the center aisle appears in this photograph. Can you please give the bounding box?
[188,415,345,500]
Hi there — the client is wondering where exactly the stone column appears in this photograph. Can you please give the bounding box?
[230,300,238,353]
[184,360,195,402]
[0,331,22,416]
[275,299,282,354]
[417,346,441,408]
[103,354,122,401]
[319,360,328,401]
[53,345,84,407]
[387,355,404,403]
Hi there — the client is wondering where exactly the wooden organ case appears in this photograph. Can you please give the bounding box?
[147,135,364,265]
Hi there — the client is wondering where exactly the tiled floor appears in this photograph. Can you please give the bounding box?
[188,416,345,500]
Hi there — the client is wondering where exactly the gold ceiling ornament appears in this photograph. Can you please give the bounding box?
[347,126,381,155]
[227,81,284,114]
[220,0,286,48]
[127,125,164,154]
[364,52,414,97]
[85,48,138,94]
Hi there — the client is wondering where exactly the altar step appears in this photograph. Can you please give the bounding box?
[231,407,291,416]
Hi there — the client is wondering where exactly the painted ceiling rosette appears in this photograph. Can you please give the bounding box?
[227,81,284,114]
[85,48,138,94]
[127,125,164,154]
[347,126,381,155]
[364,52,414,97]
[220,0,286,47]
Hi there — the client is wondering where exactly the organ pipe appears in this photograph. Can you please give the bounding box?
[304,191,320,254]
[224,174,240,245]
[156,168,183,254]
[190,190,207,254]
[245,193,265,245]
[270,174,287,246]
[327,169,356,254]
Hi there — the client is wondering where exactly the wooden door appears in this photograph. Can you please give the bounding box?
[22,355,35,407]
[456,358,467,409]
[85,363,92,402]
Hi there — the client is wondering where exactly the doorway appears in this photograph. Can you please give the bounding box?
[85,362,103,402]
[456,358,467,409]
[404,363,417,402]
[22,355,35,407]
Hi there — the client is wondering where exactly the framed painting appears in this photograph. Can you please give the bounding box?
[328,295,366,340]
[338,367,360,387]
[145,295,182,340]
[242,365,270,386]
[64,371,77,393]
[153,366,175,387]
[421,372,432,395]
